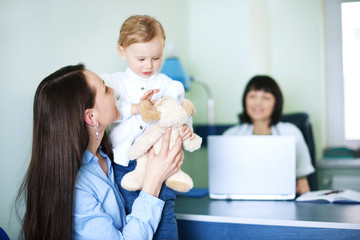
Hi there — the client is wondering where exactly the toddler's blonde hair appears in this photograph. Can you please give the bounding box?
[118,15,166,48]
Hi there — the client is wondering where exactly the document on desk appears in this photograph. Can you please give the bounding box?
[296,189,360,203]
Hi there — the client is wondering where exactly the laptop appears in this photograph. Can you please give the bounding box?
[208,135,296,200]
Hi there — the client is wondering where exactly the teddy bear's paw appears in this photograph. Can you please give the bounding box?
[166,180,193,193]
[183,135,202,152]
[121,172,144,191]
[166,171,194,192]
[128,147,140,160]
[193,135,202,148]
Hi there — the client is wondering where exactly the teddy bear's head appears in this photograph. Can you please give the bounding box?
[140,97,196,128]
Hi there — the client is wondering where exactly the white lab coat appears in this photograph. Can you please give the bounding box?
[223,122,315,178]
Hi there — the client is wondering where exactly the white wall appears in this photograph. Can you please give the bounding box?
[182,0,325,188]
[0,0,325,238]
[185,0,325,156]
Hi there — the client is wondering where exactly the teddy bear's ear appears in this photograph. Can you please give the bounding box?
[182,99,196,116]
[140,100,161,122]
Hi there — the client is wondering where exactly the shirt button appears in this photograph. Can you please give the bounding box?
[140,126,143,130]
[141,87,145,90]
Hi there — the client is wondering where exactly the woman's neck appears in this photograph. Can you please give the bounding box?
[87,136,101,156]
[86,132,108,177]
[252,119,272,135]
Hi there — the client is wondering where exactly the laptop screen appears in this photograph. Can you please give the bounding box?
[208,135,296,200]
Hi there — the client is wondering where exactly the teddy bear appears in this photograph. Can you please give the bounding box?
[121,96,202,192]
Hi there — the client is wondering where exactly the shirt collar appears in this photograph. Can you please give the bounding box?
[125,67,158,83]
[82,147,106,164]
[247,123,279,135]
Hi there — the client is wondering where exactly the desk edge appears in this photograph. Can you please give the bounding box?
[176,213,360,230]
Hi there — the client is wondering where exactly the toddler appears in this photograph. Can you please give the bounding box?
[102,15,193,240]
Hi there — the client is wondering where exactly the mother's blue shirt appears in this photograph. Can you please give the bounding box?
[73,149,164,239]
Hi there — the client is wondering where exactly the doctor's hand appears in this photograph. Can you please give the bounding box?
[296,177,310,194]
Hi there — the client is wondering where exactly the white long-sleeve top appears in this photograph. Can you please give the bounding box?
[101,67,186,166]
[223,122,315,178]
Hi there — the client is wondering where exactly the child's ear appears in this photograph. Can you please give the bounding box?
[84,109,98,126]
[117,45,126,60]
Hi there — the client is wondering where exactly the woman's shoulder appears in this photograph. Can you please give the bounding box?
[223,123,251,135]
[75,163,112,195]
[276,122,302,135]
[76,150,105,186]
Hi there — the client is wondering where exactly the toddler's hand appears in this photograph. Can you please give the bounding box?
[180,124,195,141]
[131,89,160,115]
[141,89,160,105]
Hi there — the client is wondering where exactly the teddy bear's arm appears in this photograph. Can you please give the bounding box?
[128,124,166,160]
[182,134,202,152]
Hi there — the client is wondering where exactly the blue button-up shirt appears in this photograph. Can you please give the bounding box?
[73,149,164,239]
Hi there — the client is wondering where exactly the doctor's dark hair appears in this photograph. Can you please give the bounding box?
[17,64,112,240]
[238,75,283,126]
[118,15,166,48]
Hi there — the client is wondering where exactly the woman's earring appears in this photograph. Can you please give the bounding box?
[95,122,100,142]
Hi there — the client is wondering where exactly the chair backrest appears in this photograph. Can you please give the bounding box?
[0,227,10,240]
[280,112,318,190]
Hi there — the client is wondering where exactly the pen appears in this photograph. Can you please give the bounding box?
[323,190,341,195]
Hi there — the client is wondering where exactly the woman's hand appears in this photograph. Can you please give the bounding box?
[296,177,310,194]
[142,127,183,197]
[180,124,195,141]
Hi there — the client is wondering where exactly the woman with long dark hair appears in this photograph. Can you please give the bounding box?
[17,64,183,239]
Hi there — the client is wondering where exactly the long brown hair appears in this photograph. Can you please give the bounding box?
[17,64,112,240]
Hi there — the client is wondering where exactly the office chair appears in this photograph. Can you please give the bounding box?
[0,227,10,240]
[280,112,318,191]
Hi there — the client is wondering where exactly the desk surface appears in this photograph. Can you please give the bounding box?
[318,158,360,168]
[174,196,360,230]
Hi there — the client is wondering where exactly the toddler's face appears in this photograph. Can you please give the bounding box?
[119,36,164,78]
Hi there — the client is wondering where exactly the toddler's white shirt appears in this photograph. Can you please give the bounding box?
[101,67,185,166]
